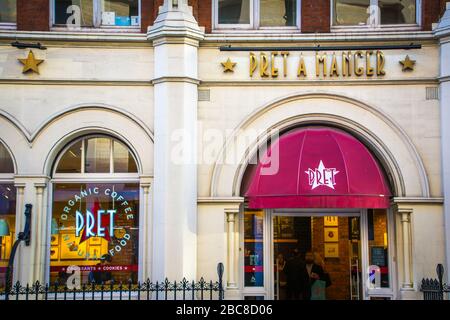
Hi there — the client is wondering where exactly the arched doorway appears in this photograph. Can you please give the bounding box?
[240,126,395,300]
[48,135,141,286]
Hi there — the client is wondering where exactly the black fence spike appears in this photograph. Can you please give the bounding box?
[1,263,226,301]
[420,264,450,300]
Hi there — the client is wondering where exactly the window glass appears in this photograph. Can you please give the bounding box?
[333,0,370,26]
[50,183,139,285]
[368,209,390,288]
[218,0,251,24]
[101,0,140,26]
[379,0,416,24]
[55,137,138,175]
[56,140,82,174]
[0,184,16,290]
[260,0,296,27]
[244,209,264,287]
[85,138,111,173]
[113,141,137,173]
[0,0,16,23]
[273,215,362,300]
[0,143,14,173]
[54,0,94,26]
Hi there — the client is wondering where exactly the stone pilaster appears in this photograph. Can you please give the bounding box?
[225,208,239,289]
[147,0,204,281]
[12,175,49,284]
[435,2,450,284]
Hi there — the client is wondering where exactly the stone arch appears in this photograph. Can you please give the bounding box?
[19,105,154,176]
[210,93,430,199]
[0,110,30,174]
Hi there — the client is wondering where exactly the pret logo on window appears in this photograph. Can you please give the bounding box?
[60,186,135,257]
[50,183,139,285]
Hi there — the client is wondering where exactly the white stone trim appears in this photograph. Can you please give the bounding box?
[392,197,444,204]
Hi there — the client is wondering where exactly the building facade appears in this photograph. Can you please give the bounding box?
[0,0,450,300]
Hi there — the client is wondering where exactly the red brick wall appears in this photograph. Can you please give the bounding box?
[17,0,50,31]
[194,0,212,33]
[301,0,330,33]
[153,0,165,20]
[141,0,154,33]
[188,0,199,19]
[141,0,210,33]
[423,0,445,31]
[14,0,449,34]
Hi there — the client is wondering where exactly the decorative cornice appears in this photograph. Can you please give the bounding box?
[0,30,439,45]
[439,75,450,83]
[392,197,444,204]
[152,76,200,85]
[0,79,152,86]
[147,26,204,43]
[0,30,147,43]
[203,31,436,44]
[197,197,245,204]
[199,78,439,87]
[14,175,51,185]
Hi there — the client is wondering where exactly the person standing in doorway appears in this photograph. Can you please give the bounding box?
[302,251,331,300]
[284,248,307,299]
[276,253,287,299]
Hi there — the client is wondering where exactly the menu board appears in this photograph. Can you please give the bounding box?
[371,246,386,267]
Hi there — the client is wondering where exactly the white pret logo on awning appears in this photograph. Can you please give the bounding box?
[305,160,340,190]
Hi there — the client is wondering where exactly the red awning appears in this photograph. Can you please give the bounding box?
[245,127,391,209]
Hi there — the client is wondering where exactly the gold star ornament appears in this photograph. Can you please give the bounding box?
[221,58,236,73]
[18,50,44,74]
[399,55,416,71]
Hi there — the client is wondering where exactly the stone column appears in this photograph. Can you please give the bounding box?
[147,0,204,281]
[12,176,49,284]
[140,177,153,281]
[13,182,26,284]
[397,207,413,290]
[435,2,450,284]
[34,180,49,283]
[225,208,239,289]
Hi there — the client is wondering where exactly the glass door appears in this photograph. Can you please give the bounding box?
[272,215,363,300]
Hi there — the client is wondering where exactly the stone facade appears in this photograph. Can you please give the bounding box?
[0,0,449,300]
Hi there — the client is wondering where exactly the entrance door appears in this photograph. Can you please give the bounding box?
[272,215,363,300]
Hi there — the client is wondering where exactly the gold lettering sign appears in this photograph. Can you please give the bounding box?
[297,54,307,77]
[248,51,387,78]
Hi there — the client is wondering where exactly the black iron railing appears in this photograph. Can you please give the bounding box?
[420,264,450,300]
[1,263,225,301]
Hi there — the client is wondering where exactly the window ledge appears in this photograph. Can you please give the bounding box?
[212,28,301,34]
[0,23,16,31]
[0,29,147,42]
[51,26,141,33]
[203,30,434,43]
[331,25,422,33]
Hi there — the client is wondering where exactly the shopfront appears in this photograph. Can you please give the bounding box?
[1,0,449,301]
[48,135,141,285]
[242,209,394,300]
[238,127,395,300]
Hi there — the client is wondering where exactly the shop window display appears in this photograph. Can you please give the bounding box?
[51,136,140,285]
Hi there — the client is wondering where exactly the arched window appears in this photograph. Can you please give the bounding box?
[0,142,14,174]
[0,141,15,290]
[54,136,138,175]
[50,136,140,285]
